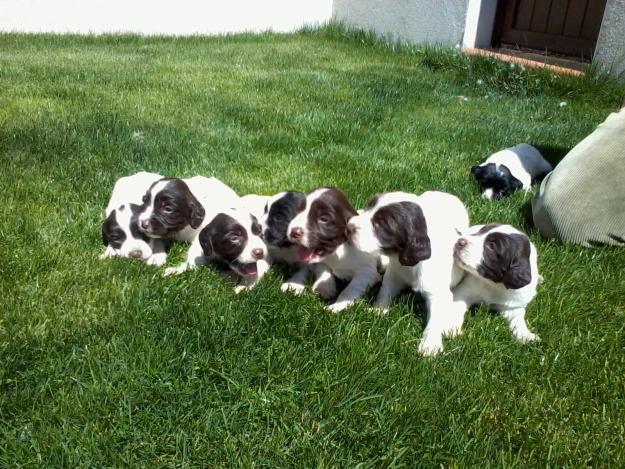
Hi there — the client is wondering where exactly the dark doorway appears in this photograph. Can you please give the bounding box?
[493,0,607,59]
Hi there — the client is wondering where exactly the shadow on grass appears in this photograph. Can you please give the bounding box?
[518,198,536,233]
[532,144,570,167]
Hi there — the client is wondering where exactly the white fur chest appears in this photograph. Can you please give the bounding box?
[323,244,380,281]
[464,274,538,310]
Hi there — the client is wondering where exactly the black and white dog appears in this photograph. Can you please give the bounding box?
[241,191,326,292]
[451,223,541,343]
[241,191,306,265]
[136,175,241,270]
[100,171,167,265]
[472,144,552,199]
[346,191,470,356]
[286,187,383,312]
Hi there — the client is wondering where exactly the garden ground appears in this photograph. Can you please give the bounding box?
[1,26,624,467]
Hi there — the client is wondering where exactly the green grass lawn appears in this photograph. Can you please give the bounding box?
[1,26,625,467]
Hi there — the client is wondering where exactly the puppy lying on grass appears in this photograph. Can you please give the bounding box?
[452,223,542,343]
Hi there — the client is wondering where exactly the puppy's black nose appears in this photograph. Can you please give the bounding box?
[290,227,303,240]
[456,238,468,248]
[129,249,143,259]
[251,248,265,260]
[346,223,357,238]
[141,220,150,230]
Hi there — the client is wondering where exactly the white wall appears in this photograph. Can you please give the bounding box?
[462,0,498,48]
[0,0,333,35]
[594,0,625,76]
[332,0,470,45]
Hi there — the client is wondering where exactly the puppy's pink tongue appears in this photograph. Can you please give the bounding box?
[240,262,258,277]
[297,246,316,263]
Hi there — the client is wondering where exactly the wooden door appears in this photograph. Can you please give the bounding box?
[494,0,608,59]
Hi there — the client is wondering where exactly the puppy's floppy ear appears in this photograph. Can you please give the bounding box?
[189,194,205,229]
[503,249,532,289]
[198,225,213,256]
[288,191,307,212]
[510,177,523,192]
[401,202,431,266]
[399,235,431,266]
[374,201,431,267]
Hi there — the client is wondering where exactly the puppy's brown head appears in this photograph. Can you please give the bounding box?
[454,223,532,289]
[286,187,357,263]
[137,178,205,238]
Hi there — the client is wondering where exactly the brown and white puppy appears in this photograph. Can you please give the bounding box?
[138,176,239,242]
[346,191,470,356]
[197,208,270,291]
[451,223,541,343]
[286,187,383,312]
[100,171,167,265]
[241,191,323,292]
[162,204,270,292]
[136,176,241,272]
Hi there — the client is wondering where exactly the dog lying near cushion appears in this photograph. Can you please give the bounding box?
[100,171,167,265]
[472,144,552,199]
[451,223,541,343]
[346,190,470,356]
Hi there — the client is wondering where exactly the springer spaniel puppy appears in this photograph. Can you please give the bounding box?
[346,191,470,356]
[136,176,241,272]
[472,144,552,199]
[196,207,270,291]
[100,171,167,265]
[241,191,323,291]
[286,187,383,312]
[138,176,240,242]
[160,205,270,290]
[451,223,541,343]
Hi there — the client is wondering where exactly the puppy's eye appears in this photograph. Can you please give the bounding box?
[227,233,241,243]
[319,215,332,224]
[486,241,497,250]
[162,205,174,214]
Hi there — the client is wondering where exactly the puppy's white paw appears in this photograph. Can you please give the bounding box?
[369,305,389,315]
[234,284,250,294]
[99,249,115,260]
[517,331,540,343]
[313,281,337,301]
[146,253,167,267]
[442,325,463,338]
[418,337,444,357]
[281,282,306,295]
[164,265,187,277]
[327,301,350,314]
